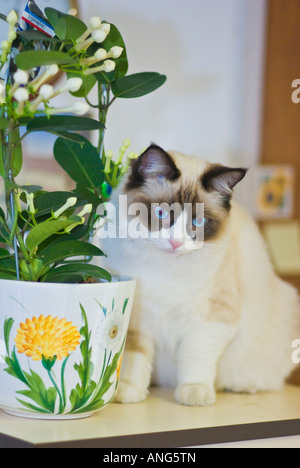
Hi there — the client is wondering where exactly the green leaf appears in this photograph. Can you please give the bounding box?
[27,115,104,133]
[34,191,85,216]
[45,7,87,41]
[4,318,14,355]
[41,263,111,283]
[11,126,23,177]
[4,348,28,385]
[49,131,89,144]
[69,303,95,411]
[17,369,58,413]
[15,398,52,414]
[122,297,129,315]
[41,240,105,266]
[0,257,17,272]
[54,137,104,189]
[73,185,104,208]
[15,50,74,70]
[0,248,11,259]
[0,117,7,130]
[0,271,17,280]
[17,29,67,44]
[0,142,4,178]
[111,72,167,99]
[25,216,82,252]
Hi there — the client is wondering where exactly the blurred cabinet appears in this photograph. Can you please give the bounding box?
[260,0,300,291]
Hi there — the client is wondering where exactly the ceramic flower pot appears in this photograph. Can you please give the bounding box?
[0,277,135,420]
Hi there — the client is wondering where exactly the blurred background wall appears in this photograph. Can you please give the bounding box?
[2,0,300,292]
[78,0,267,172]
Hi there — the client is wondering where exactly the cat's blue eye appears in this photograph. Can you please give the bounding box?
[155,206,169,220]
[193,217,206,228]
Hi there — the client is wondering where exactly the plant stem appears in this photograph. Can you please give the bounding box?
[61,355,70,410]
[97,82,110,156]
[48,368,64,414]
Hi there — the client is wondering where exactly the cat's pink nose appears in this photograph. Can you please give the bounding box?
[169,240,183,250]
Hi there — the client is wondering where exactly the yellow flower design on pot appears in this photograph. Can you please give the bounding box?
[15,315,81,362]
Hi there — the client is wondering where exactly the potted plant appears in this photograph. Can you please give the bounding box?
[0,4,166,419]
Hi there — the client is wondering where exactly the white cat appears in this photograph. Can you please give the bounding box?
[99,144,300,406]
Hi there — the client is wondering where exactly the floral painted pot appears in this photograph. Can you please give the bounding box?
[0,277,135,419]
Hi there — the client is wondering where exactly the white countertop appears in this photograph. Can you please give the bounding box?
[1,384,300,447]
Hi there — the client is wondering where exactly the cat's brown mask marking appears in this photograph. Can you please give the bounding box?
[124,145,247,242]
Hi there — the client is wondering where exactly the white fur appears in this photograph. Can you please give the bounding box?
[98,185,300,406]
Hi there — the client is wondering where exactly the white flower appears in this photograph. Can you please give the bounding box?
[107,46,123,59]
[31,65,59,92]
[77,204,92,218]
[47,101,90,116]
[91,29,107,44]
[71,101,90,115]
[8,30,17,43]
[14,87,29,103]
[99,23,111,35]
[90,16,102,30]
[13,70,28,85]
[8,70,29,96]
[14,88,29,118]
[25,192,36,215]
[75,16,102,45]
[39,84,54,100]
[80,48,108,66]
[63,77,83,93]
[0,339,5,364]
[95,48,108,61]
[29,84,54,112]
[53,197,77,218]
[83,59,116,77]
[97,309,125,352]
[1,40,11,63]
[7,10,18,27]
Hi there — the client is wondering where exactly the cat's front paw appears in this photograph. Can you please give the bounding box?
[175,384,216,406]
[114,381,148,404]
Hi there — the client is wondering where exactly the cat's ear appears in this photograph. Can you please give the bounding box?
[126,144,180,189]
[202,165,247,194]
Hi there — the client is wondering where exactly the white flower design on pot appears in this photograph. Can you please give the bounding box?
[100,309,125,352]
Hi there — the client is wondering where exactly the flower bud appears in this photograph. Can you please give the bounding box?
[104,151,113,174]
[31,65,59,91]
[14,87,29,102]
[107,46,123,59]
[72,101,89,115]
[66,77,83,92]
[13,70,28,85]
[95,48,108,60]
[92,29,107,43]
[1,40,10,62]
[26,192,36,215]
[90,16,101,29]
[103,60,115,73]
[47,101,90,116]
[7,10,18,26]
[83,59,116,76]
[79,48,108,66]
[77,204,92,218]
[39,84,54,100]
[8,31,17,43]
[53,197,77,218]
[100,23,111,35]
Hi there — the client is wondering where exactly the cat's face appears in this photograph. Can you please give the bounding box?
[122,144,247,255]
